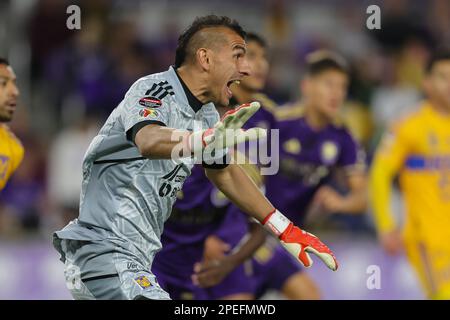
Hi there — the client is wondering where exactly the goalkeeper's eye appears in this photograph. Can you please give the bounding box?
[234,53,244,60]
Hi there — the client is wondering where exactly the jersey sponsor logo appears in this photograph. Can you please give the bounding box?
[139,96,162,108]
[159,164,187,198]
[405,155,450,170]
[127,262,139,271]
[135,275,152,289]
[139,108,159,118]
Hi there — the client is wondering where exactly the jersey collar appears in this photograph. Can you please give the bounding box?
[170,66,203,113]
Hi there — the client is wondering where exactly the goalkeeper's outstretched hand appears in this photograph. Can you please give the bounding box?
[263,209,338,271]
[188,101,266,153]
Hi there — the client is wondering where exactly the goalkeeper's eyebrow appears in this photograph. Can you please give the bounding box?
[233,45,246,55]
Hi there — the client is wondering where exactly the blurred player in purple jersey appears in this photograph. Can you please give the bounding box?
[193,34,321,300]
[257,50,368,298]
[266,50,367,225]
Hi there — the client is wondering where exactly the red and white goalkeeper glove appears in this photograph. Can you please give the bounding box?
[263,209,338,271]
[187,102,266,153]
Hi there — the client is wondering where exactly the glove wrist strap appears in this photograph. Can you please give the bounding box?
[262,209,291,237]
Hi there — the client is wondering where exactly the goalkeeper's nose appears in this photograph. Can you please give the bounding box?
[238,57,251,77]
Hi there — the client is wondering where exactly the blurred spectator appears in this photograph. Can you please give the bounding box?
[27,0,75,79]
[47,115,99,227]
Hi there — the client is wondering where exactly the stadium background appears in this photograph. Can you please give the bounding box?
[1,0,449,299]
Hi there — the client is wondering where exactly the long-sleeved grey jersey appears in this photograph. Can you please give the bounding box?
[54,66,227,267]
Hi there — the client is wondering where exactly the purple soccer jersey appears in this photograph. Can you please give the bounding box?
[266,114,364,226]
[160,164,230,246]
[153,164,229,273]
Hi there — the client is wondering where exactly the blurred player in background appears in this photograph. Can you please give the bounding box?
[248,50,367,298]
[265,51,367,225]
[0,58,23,191]
[52,15,337,300]
[370,49,450,300]
[193,33,321,300]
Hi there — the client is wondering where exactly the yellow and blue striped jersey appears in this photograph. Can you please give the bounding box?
[370,101,450,246]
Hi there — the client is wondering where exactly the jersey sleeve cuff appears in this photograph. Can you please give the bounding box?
[126,120,167,144]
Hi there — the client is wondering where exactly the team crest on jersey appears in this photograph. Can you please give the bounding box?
[135,275,152,289]
[139,108,159,119]
[321,141,338,164]
[283,138,301,154]
[138,96,162,108]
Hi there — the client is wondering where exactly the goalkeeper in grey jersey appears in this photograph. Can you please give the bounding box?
[53,15,338,300]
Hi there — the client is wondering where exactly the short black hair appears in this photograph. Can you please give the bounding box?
[0,57,9,66]
[246,32,267,48]
[426,48,450,73]
[305,50,349,76]
[175,15,246,68]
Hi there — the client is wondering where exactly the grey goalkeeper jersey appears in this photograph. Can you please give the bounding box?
[54,66,227,266]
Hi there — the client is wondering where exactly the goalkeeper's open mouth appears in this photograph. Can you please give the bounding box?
[225,79,241,98]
